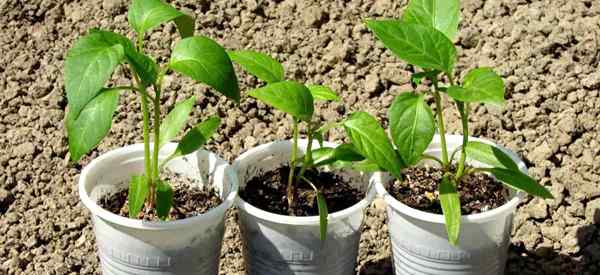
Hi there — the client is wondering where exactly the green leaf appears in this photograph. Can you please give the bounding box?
[439,176,461,246]
[128,51,159,87]
[311,147,335,166]
[89,29,158,87]
[67,89,120,162]
[349,159,382,172]
[307,85,340,101]
[329,158,381,172]
[389,93,435,165]
[228,50,284,83]
[343,112,404,179]
[65,32,125,118]
[159,96,196,149]
[402,0,461,40]
[174,116,220,157]
[487,168,554,199]
[128,175,149,219]
[333,143,365,162]
[248,81,314,121]
[312,144,365,167]
[447,68,505,106]
[465,141,519,171]
[366,20,457,75]
[316,192,328,241]
[155,180,173,220]
[170,36,240,102]
[128,0,195,38]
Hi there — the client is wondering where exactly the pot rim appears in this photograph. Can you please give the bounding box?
[374,134,525,224]
[78,143,238,230]
[234,139,376,225]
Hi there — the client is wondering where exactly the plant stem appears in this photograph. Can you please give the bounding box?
[130,70,153,185]
[455,102,469,181]
[151,93,161,182]
[432,78,449,168]
[134,34,155,206]
[445,72,469,182]
[287,119,299,212]
[136,34,144,52]
[421,154,444,167]
[297,124,314,183]
[140,83,154,205]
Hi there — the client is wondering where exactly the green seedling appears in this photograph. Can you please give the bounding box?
[342,0,553,245]
[65,0,239,220]
[229,50,365,240]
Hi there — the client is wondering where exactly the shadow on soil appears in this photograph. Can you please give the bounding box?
[357,256,393,275]
[357,209,599,275]
[506,209,599,275]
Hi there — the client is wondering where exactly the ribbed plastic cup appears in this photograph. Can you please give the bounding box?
[373,135,525,275]
[79,143,238,275]
[234,140,376,275]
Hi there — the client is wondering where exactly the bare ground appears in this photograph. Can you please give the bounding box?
[1,0,600,274]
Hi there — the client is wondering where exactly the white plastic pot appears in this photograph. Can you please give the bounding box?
[79,143,238,275]
[234,139,376,275]
[373,135,526,275]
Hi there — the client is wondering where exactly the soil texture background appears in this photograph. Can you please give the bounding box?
[1,0,600,274]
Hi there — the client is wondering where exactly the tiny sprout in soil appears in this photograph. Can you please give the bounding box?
[340,0,554,245]
[229,50,369,240]
[65,0,239,220]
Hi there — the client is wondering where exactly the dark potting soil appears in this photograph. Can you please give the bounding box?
[387,166,508,215]
[239,166,364,216]
[97,171,222,221]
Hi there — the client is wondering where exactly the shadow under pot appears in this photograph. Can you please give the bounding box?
[373,135,526,275]
[234,139,376,275]
[78,143,238,275]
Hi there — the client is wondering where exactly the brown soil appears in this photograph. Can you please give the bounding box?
[239,166,363,216]
[387,166,508,215]
[2,0,600,274]
[97,171,222,221]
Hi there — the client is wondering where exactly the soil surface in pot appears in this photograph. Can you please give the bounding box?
[239,166,364,216]
[98,171,222,221]
[387,166,508,215]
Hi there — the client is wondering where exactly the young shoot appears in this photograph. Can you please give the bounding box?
[229,50,365,240]
[65,0,239,220]
[342,0,553,245]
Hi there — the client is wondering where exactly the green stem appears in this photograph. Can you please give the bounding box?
[153,67,168,177]
[287,119,299,211]
[449,145,461,164]
[421,154,444,167]
[455,102,469,181]
[152,95,161,182]
[297,124,314,182]
[433,79,449,168]
[130,71,153,185]
[301,176,318,192]
[133,35,155,205]
[136,34,144,52]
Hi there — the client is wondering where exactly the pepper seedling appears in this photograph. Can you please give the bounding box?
[229,50,366,240]
[65,0,239,220]
[341,0,553,245]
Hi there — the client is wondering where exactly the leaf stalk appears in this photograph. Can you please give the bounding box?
[287,119,299,213]
[432,78,449,168]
